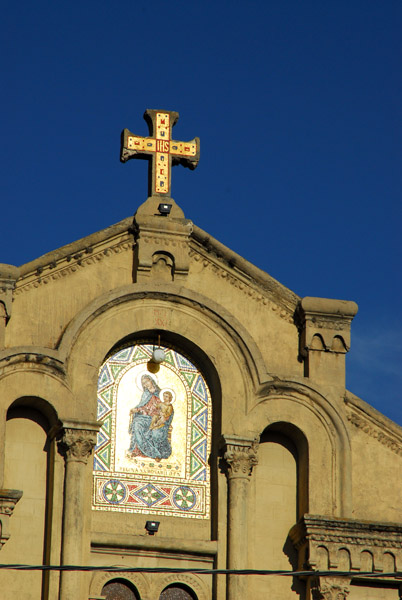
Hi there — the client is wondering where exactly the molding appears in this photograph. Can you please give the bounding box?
[191,225,299,321]
[345,394,402,457]
[296,297,358,357]
[15,234,133,296]
[290,514,402,574]
[91,532,218,556]
[57,283,268,390]
[0,347,65,376]
[18,217,134,275]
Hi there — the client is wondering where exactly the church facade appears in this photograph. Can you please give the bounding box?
[0,112,401,599]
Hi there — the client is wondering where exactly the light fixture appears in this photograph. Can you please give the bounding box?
[158,203,172,216]
[152,347,165,364]
[147,336,166,373]
[145,520,160,535]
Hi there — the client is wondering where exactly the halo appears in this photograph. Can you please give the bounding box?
[136,370,158,392]
[160,388,176,404]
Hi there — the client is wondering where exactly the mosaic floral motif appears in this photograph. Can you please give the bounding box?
[93,344,211,519]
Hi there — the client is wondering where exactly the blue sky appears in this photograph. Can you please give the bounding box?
[1,2,401,425]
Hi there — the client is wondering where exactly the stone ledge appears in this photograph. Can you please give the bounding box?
[91,532,218,556]
[290,514,402,574]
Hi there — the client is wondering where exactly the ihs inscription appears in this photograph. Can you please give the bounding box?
[121,109,200,198]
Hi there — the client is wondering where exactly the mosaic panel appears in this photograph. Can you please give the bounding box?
[93,344,212,519]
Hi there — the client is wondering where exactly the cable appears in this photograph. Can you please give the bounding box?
[0,565,400,578]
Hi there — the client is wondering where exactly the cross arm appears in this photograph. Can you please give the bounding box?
[170,137,200,170]
[120,129,156,163]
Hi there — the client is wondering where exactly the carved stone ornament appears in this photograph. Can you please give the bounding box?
[310,576,350,600]
[0,489,23,549]
[222,436,259,478]
[58,428,97,464]
[295,297,358,356]
[290,514,402,577]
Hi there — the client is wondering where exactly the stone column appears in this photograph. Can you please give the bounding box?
[309,576,350,600]
[222,435,258,600]
[58,421,99,600]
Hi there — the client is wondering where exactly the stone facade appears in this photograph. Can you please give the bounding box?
[0,193,401,599]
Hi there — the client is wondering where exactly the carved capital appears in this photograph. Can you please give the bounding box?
[58,427,98,464]
[222,435,259,479]
[310,576,350,600]
[0,489,23,549]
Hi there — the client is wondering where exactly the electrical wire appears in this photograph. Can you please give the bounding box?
[0,565,400,578]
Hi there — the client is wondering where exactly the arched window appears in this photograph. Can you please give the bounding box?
[101,578,140,599]
[159,583,198,599]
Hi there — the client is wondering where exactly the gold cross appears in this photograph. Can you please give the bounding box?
[121,109,200,198]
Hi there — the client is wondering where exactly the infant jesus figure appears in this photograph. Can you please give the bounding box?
[149,390,174,430]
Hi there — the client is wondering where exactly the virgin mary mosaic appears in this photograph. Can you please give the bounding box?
[93,343,212,519]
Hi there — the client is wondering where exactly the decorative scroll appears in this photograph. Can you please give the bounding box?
[93,344,211,519]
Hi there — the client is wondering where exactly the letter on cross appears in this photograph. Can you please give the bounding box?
[121,109,200,198]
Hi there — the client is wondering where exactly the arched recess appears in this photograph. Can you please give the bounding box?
[0,367,71,478]
[58,284,268,430]
[246,383,352,517]
[155,574,209,600]
[248,423,308,600]
[0,398,57,600]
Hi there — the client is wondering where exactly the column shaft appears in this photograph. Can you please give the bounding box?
[223,436,258,600]
[58,425,98,600]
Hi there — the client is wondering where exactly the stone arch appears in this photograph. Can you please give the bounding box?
[101,577,141,599]
[58,284,268,427]
[246,381,352,517]
[316,546,330,570]
[89,570,150,600]
[154,574,209,600]
[331,335,348,353]
[360,550,374,572]
[0,366,71,429]
[337,547,351,570]
[310,333,326,351]
[6,396,59,431]
[383,551,396,572]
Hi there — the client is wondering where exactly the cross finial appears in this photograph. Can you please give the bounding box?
[121,109,200,200]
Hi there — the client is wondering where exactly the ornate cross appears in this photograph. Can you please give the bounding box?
[121,109,200,198]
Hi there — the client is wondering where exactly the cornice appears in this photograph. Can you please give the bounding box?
[290,514,402,575]
[0,348,65,377]
[14,233,133,296]
[190,228,298,322]
[345,392,402,457]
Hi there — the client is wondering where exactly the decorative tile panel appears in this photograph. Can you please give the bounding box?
[93,344,211,519]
